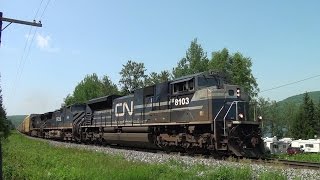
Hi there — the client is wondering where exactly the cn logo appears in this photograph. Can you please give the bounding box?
[115,101,133,117]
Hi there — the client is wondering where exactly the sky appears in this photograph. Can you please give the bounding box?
[1,1,320,115]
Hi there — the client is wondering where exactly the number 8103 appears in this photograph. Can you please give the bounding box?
[172,97,190,106]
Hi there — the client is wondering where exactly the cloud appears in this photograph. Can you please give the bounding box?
[36,34,51,49]
[25,33,60,53]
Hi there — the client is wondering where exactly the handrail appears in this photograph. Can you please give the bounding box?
[213,105,225,122]
[213,100,247,136]
[223,101,236,136]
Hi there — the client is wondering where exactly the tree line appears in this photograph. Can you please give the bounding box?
[0,38,317,140]
[257,92,320,139]
[0,75,11,140]
[63,38,319,139]
[64,38,258,105]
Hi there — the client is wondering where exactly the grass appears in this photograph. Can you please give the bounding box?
[275,153,320,163]
[3,132,287,180]
[258,171,286,180]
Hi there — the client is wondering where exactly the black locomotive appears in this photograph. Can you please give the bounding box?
[19,71,264,158]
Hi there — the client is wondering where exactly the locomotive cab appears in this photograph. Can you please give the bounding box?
[187,71,264,157]
[211,85,264,158]
[223,100,264,157]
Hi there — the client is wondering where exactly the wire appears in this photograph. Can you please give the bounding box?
[34,0,45,19]
[10,0,48,99]
[260,74,320,93]
[16,0,44,75]
[39,0,51,20]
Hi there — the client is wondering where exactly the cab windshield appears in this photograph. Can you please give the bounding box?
[224,101,248,121]
[198,75,221,87]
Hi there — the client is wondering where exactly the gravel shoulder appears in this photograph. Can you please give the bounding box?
[27,135,320,180]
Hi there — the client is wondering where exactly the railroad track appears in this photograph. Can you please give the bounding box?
[254,158,320,170]
[21,132,320,170]
[273,159,320,170]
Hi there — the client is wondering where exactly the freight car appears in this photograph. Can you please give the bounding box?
[20,71,264,158]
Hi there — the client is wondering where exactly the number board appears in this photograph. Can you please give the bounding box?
[170,94,193,108]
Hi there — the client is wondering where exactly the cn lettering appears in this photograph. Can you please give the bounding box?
[115,101,133,117]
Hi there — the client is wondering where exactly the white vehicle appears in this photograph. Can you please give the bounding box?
[264,137,291,154]
[291,139,320,153]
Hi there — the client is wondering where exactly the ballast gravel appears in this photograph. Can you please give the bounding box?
[30,136,320,180]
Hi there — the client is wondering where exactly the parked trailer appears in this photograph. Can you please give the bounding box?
[264,137,291,154]
[291,139,320,153]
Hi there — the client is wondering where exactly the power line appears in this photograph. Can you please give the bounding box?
[260,74,320,93]
[39,0,51,20]
[9,0,48,99]
[12,0,44,93]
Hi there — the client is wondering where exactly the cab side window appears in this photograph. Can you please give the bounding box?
[172,78,194,94]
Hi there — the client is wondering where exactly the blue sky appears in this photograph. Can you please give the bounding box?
[1,1,320,115]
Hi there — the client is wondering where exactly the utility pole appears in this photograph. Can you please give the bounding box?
[0,12,42,45]
[0,12,42,180]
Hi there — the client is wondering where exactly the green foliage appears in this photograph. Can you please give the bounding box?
[172,38,209,78]
[256,97,289,138]
[7,115,26,128]
[205,166,252,179]
[267,101,283,137]
[257,92,320,139]
[256,97,271,135]
[276,153,320,163]
[144,70,171,86]
[208,48,230,76]
[258,171,286,180]
[119,60,147,95]
[172,39,258,99]
[64,73,119,106]
[315,99,320,137]
[101,75,119,95]
[209,48,259,98]
[279,91,320,106]
[278,102,298,137]
[291,92,317,139]
[4,132,287,179]
[0,75,10,139]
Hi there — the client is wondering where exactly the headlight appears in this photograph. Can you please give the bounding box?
[239,113,244,119]
[236,88,241,97]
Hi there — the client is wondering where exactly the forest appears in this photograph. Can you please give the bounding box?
[61,39,320,140]
[1,39,319,140]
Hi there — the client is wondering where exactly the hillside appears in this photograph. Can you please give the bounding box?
[7,115,27,128]
[278,91,320,105]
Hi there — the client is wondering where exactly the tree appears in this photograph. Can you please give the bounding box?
[268,101,284,138]
[208,48,230,76]
[172,39,259,99]
[144,70,171,86]
[172,38,209,78]
[255,97,297,138]
[256,97,271,135]
[291,92,316,139]
[0,75,9,139]
[64,73,119,106]
[119,60,147,94]
[257,98,283,138]
[315,99,320,138]
[208,48,259,98]
[101,75,119,95]
[305,95,316,138]
[291,107,304,139]
[280,102,298,137]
